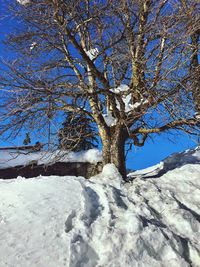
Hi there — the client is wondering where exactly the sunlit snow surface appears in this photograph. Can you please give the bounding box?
[0,148,200,267]
[0,149,102,169]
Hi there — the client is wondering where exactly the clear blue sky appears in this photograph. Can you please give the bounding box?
[126,133,197,170]
[0,1,198,171]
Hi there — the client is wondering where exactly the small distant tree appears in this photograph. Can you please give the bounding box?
[0,0,199,178]
[23,132,31,145]
[58,112,98,151]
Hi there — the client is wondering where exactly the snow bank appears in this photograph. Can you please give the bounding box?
[0,149,102,169]
[128,146,200,179]
[0,148,200,266]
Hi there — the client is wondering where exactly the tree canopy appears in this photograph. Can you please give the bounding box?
[0,0,199,177]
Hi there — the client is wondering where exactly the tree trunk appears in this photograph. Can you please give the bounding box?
[101,127,127,179]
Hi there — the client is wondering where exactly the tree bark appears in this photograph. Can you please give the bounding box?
[100,127,127,179]
[191,32,200,115]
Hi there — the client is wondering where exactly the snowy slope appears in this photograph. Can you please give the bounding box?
[128,146,200,179]
[0,148,200,267]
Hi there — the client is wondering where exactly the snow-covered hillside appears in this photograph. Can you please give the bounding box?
[0,148,200,267]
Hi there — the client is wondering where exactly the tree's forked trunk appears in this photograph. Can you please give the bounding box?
[101,127,127,179]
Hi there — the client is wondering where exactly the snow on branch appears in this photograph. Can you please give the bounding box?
[17,0,31,5]
[110,84,149,113]
[86,48,99,60]
[30,42,37,51]
[103,112,118,127]
[102,84,151,126]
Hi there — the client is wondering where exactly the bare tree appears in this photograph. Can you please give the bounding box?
[0,0,199,178]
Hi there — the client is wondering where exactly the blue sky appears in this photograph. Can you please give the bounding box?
[126,133,197,170]
[0,1,198,170]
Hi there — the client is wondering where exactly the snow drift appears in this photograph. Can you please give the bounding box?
[0,148,200,267]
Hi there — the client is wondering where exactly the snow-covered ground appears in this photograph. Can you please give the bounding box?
[0,148,200,267]
[128,146,200,179]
